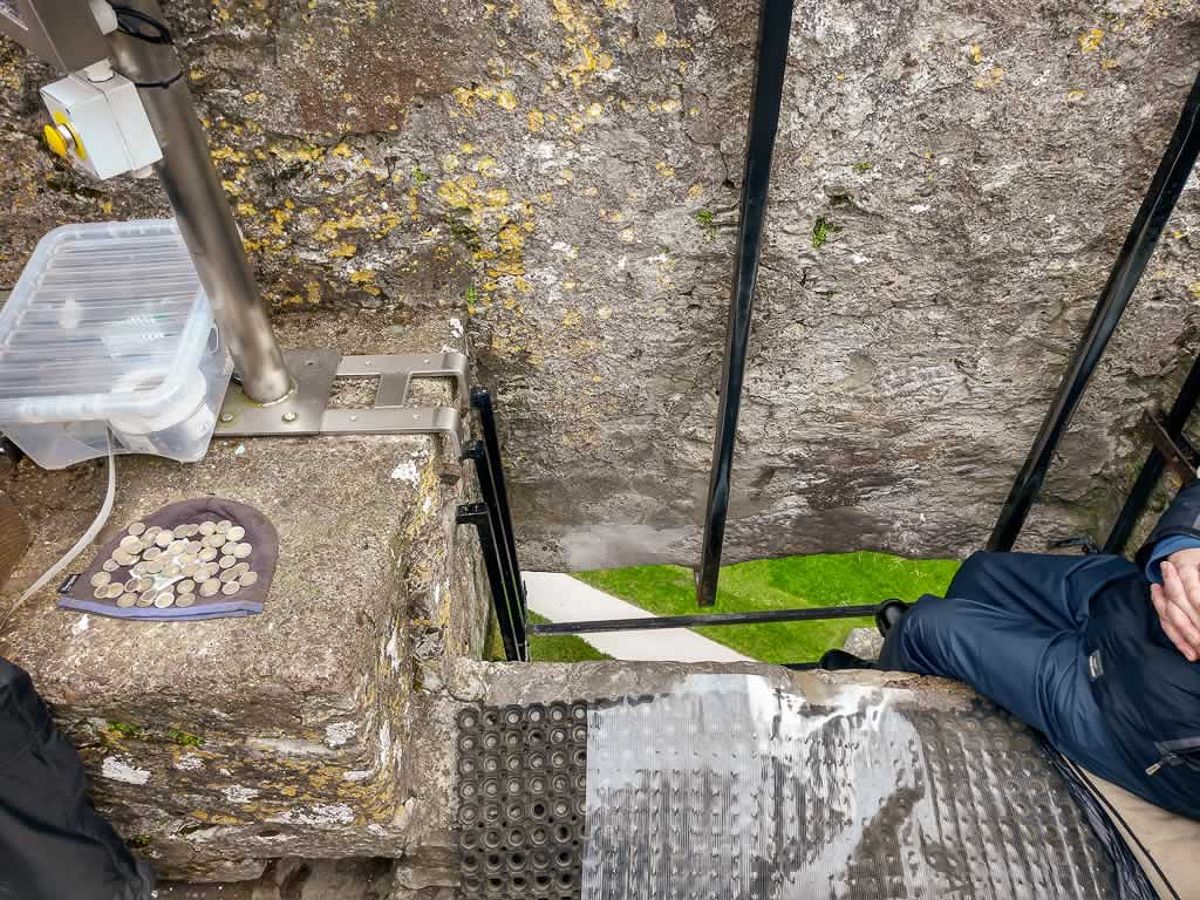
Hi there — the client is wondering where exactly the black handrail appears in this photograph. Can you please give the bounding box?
[528,603,876,636]
[1105,350,1200,554]
[988,69,1200,552]
[696,0,795,606]
[457,502,527,661]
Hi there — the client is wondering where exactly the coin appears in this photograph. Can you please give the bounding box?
[136,590,155,607]
[199,579,221,597]
[177,578,196,594]
[167,539,186,555]
[162,563,182,578]
[102,559,120,573]
[226,525,246,542]
[216,519,232,533]
[202,534,224,549]
[128,521,146,536]
[218,555,236,569]
[116,593,137,608]
[135,576,153,592]
[229,561,250,577]
[221,581,241,596]
[105,583,124,599]
[143,524,161,539]
[233,542,252,559]
[90,572,111,588]
[185,540,202,555]
[113,551,138,567]
[198,546,218,562]
[218,567,238,583]
[92,586,107,600]
[142,546,161,561]
[145,560,164,575]
[181,562,199,578]
[123,577,140,592]
[239,570,259,587]
[153,590,175,609]
[119,534,141,551]
[199,520,216,535]
[175,594,195,609]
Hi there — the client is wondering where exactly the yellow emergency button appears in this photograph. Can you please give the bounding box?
[43,123,70,158]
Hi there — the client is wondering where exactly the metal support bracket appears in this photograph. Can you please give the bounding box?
[214,348,468,456]
[1141,410,1200,485]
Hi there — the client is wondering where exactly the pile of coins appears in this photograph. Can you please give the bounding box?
[90,518,258,611]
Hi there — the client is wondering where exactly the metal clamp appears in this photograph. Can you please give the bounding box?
[214,348,468,457]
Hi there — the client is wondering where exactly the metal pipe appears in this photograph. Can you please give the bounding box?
[988,69,1200,552]
[1104,350,1200,554]
[528,603,877,636]
[458,502,528,661]
[463,439,524,626]
[470,388,525,609]
[696,0,794,606]
[105,0,291,403]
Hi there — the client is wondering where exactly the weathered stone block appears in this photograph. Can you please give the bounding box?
[0,315,486,879]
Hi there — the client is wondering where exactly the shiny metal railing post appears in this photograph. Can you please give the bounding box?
[106,0,291,403]
[988,69,1200,552]
[696,0,795,606]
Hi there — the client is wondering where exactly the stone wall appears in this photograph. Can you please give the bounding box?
[1,0,1198,570]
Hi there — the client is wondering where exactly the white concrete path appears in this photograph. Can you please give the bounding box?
[525,571,753,662]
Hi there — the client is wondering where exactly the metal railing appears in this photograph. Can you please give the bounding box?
[458,388,528,662]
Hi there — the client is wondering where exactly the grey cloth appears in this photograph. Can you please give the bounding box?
[58,497,277,621]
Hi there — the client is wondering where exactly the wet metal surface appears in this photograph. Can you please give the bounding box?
[582,675,1116,899]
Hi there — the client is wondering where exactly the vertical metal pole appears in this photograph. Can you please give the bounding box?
[457,502,527,662]
[105,0,292,404]
[696,0,794,606]
[988,69,1200,552]
[469,388,525,605]
[1105,351,1200,554]
[463,439,526,631]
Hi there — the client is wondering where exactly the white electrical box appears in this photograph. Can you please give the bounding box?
[40,71,161,179]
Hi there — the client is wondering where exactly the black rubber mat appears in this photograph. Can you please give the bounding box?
[456,702,588,899]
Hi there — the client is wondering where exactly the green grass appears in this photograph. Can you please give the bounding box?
[575,552,960,664]
[488,611,611,662]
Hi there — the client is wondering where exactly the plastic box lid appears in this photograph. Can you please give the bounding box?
[0,219,214,424]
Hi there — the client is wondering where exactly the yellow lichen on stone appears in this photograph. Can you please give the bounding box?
[966,44,984,64]
[331,242,358,258]
[652,30,668,48]
[655,160,676,179]
[1078,28,1104,54]
[496,90,518,111]
[1067,88,1086,102]
[973,66,1004,90]
[331,143,353,158]
[528,109,545,132]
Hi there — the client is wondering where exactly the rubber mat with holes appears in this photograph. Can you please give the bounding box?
[456,702,588,899]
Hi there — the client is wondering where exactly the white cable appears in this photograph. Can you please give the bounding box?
[4,434,116,625]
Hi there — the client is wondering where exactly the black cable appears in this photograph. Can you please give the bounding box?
[1038,735,1169,899]
[109,4,174,44]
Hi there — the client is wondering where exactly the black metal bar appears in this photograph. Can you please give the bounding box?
[988,69,1200,552]
[528,603,877,636]
[457,502,528,661]
[1105,349,1200,553]
[462,439,525,642]
[697,0,795,606]
[1141,410,1199,486]
[470,387,525,610]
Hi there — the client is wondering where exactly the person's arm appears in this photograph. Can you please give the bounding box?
[1136,482,1200,662]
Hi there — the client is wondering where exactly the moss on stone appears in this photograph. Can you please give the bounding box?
[811,216,840,249]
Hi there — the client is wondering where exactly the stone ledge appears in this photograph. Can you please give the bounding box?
[0,312,487,879]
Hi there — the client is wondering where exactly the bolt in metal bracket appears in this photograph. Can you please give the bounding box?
[213,348,467,457]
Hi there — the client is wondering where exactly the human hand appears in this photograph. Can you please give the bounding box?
[1151,553,1200,662]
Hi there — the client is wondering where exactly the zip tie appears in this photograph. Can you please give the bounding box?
[2,435,116,629]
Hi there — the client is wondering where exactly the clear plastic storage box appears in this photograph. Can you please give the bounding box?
[0,219,232,469]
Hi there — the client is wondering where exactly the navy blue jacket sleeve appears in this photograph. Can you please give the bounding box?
[1134,481,1200,573]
